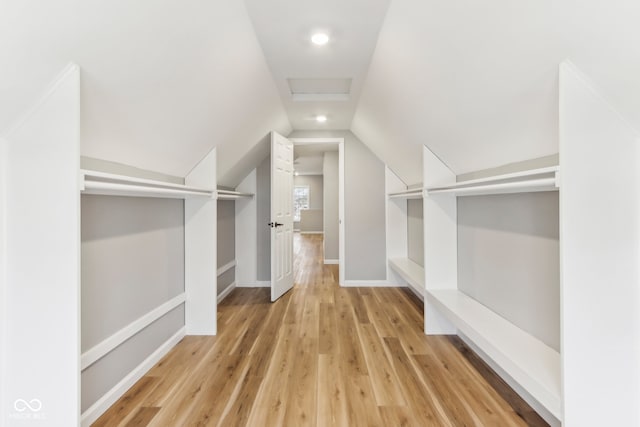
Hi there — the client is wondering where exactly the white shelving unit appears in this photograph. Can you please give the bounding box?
[427,289,561,418]
[423,145,561,424]
[385,167,424,299]
[2,63,219,426]
[389,257,424,299]
[217,189,254,200]
[81,169,215,199]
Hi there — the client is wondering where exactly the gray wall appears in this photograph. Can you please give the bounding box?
[81,195,185,411]
[300,209,323,232]
[256,155,271,281]
[457,192,560,351]
[288,130,387,281]
[407,199,424,267]
[323,151,339,260]
[217,199,236,294]
[294,175,323,208]
[294,174,324,230]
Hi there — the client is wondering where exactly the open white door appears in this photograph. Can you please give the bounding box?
[270,131,294,301]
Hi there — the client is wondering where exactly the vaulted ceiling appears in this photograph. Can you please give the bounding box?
[1,0,639,188]
[244,0,390,130]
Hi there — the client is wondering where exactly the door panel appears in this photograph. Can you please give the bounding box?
[270,131,294,301]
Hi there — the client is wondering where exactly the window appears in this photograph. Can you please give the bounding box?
[294,186,309,222]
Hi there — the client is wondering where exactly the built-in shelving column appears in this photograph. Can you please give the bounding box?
[385,167,408,284]
[185,149,217,335]
[423,146,457,334]
[3,63,81,425]
[560,60,640,426]
[0,136,7,426]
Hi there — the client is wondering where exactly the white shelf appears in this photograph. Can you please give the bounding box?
[426,166,559,197]
[388,188,423,199]
[217,189,254,200]
[426,289,561,420]
[389,257,424,299]
[81,169,214,199]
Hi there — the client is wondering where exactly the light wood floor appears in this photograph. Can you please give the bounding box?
[93,233,548,426]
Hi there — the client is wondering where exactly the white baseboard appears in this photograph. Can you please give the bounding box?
[300,231,323,234]
[324,259,339,265]
[236,281,270,288]
[80,327,186,427]
[216,260,236,276]
[217,282,236,303]
[341,280,406,287]
[81,293,185,370]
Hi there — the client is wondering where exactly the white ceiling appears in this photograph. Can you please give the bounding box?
[244,0,390,130]
[293,143,338,175]
[2,0,640,189]
[352,0,640,185]
[0,0,290,183]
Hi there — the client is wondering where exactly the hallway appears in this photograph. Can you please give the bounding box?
[93,234,546,426]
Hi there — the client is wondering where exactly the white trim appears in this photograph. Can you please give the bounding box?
[291,94,350,102]
[338,142,345,286]
[217,282,236,303]
[289,137,343,145]
[300,231,323,234]
[290,138,345,287]
[324,259,339,265]
[236,281,271,288]
[80,327,185,427]
[81,293,185,370]
[217,260,236,276]
[342,280,405,287]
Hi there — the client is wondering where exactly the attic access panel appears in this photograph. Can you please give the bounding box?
[287,78,351,101]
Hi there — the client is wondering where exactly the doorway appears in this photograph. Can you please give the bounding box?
[290,138,345,286]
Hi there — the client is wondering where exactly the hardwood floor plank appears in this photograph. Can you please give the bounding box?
[344,374,384,427]
[244,324,298,427]
[93,233,549,427]
[346,287,370,324]
[378,405,417,427]
[361,293,397,338]
[413,354,479,427]
[317,354,350,427]
[175,353,250,426]
[216,367,263,427]
[356,323,406,406]
[122,407,160,427]
[92,376,159,427]
[282,337,318,427]
[383,336,451,426]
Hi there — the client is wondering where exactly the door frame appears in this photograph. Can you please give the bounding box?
[289,138,345,286]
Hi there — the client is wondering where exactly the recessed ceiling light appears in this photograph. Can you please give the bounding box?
[316,115,327,123]
[294,171,299,176]
[311,32,330,46]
